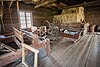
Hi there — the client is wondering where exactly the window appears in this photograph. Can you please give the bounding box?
[19,12,32,29]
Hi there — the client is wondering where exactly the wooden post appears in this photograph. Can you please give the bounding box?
[22,44,25,64]
[9,0,14,8]
[34,53,38,67]
[0,1,5,31]
[9,8,13,28]
[83,23,89,35]
[16,0,22,31]
[9,0,14,29]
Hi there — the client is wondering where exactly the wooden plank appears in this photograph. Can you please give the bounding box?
[66,33,93,67]
[85,34,98,67]
[13,27,24,42]
[78,33,95,67]
[61,34,92,67]
[51,35,85,59]
[49,34,89,67]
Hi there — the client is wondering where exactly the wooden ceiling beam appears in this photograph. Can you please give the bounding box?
[62,0,100,9]
[34,0,57,8]
[3,0,22,1]
[44,5,62,11]
[9,0,14,8]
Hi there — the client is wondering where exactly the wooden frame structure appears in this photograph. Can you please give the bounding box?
[22,43,39,67]
[13,27,39,67]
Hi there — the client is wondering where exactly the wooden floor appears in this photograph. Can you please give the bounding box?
[16,33,100,67]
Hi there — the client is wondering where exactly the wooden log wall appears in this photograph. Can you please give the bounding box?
[18,2,58,27]
[3,2,19,32]
[32,9,58,27]
[2,2,58,32]
[0,1,3,17]
[85,6,100,25]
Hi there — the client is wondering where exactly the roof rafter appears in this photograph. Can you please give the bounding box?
[34,0,57,8]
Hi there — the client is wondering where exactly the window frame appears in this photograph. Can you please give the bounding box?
[19,11,33,29]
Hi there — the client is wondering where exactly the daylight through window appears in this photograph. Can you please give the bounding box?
[19,12,32,29]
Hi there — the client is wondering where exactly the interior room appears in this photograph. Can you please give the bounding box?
[0,0,100,67]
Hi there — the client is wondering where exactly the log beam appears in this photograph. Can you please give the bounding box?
[3,0,22,1]
[34,0,57,8]
[9,0,14,8]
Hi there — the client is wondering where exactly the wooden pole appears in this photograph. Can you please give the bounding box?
[9,0,14,8]
[16,0,22,31]
[0,1,5,31]
[9,8,13,28]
